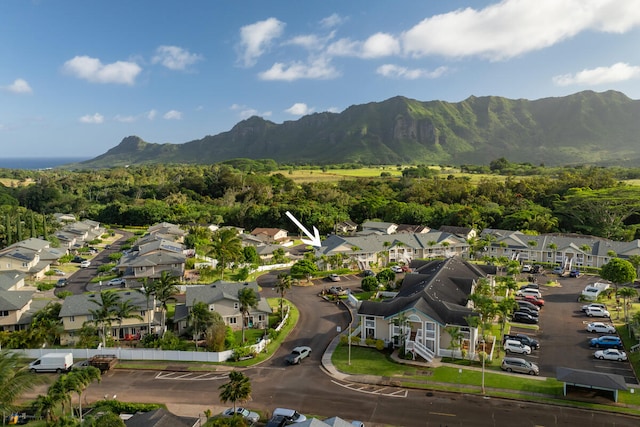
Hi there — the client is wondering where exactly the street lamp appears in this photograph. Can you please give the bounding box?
[348,318,352,366]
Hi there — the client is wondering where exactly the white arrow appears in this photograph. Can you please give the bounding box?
[285,211,321,247]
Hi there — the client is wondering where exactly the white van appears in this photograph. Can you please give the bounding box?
[29,352,73,373]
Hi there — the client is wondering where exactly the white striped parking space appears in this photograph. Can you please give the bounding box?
[330,379,408,398]
[155,372,229,381]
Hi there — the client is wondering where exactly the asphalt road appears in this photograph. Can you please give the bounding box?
[74,272,640,426]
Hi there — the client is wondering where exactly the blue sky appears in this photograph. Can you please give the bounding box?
[1,0,640,158]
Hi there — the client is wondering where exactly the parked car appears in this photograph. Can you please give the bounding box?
[515,288,542,299]
[53,269,65,276]
[586,322,616,334]
[328,286,347,296]
[504,339,532,355]
[519,283,539,291]
[502,333,539,350]
[517,300,540,312]
[222,407,260,424]
[328,274,340,282]
[56,278,68,288]
[285,346,311,364]
[532,265,543,274]
[582,303,607,312]
[514,306,539,318]
[107,278,126,286]
[521,264,532,273]
[390,265,403,273]
[362,270,375,277]
[271,408,306,423]
[520,295,545,307]
[79,260,91,268]
[501,357,539,375]
[594,348,628,361]
[589,335,622,349]
[569,269,581,278]
[71,256,86,263]
[511,311,538,324]
[585,306,610,318]
[266,415,290,427]
[552,266,564,275]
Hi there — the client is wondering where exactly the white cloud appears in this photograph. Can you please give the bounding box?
[259,57,339,81]
[146,110,157,120]
[361,33,400,58]
[401,0,640,61]
[79,113,104,124]
[320,13,346,28]
[163,110,182,120]
[3,78,32,94]
[285,103,314,116]
[238,17,285,67]
[231,104,272,119]
[63,55,141,85]
[114,115,136,123]
[377,64,449,79]
[152,45,203,71]
[552,62,640,86]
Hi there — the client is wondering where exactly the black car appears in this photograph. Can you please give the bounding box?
[363,270,375,277]
[517,300,540,312]
[71,255,86,263]
[511,311,539,324]
[516,306,539,317]
[266,415,292,427]
[569,269,581,277]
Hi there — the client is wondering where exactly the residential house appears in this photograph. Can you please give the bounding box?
[147,222,186,243]
[175,281,272,334]
[55,219,105,251]
[116,251,186,282]
[53,213,76,223]
[297,416,359,427]
[396,224,430,234]
[0,271,37,332]
[59,291,158,345]
[124,408,199,427]
[0,246,48,279]
[439,225,477,241]
[360,221,398,235]
[479,229,640,270]
[334,220,358,235]
[250,227,289,244]
[356,257,496,362]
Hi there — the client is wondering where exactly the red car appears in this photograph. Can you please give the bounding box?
[520,295,545,307]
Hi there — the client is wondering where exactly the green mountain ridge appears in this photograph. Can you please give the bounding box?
[78,90,640,167]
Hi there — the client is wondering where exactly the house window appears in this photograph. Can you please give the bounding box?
[258,314,264,322]
[69,316,75,322]
[140,311,146,316]
[364,316,376,339]
[234,302,239,310]
[228,317,237,325]
[0,310,9,317]
[208,304,215,311]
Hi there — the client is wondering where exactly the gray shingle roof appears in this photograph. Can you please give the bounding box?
[358,257,494,326]
[59,290,150,317]
[124,408,197,427]
[0,291,33,311]
[556,367,627,391]
[185,281,272,314]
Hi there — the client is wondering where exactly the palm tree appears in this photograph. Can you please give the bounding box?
[617,287,638,323]
[154,271,179,333]
[89,290,121,347]
[274,273,292,318]
[219,371,252,413]
[190,301,214,349]
[237,287,258,343]
[209,228,242,280]
[68,367,101,421]
[445,326,464,360]
[0,350,39,415]
[138,277,157,337]
[115,299,143,342]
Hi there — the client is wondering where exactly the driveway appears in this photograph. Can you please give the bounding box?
[520,274,638,384]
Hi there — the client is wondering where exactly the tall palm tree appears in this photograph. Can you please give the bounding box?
[219,371,252,412]
[89,290,121,347]
[154,271,179,333]
[617,287,638,323]
[208,228,242,280]
[68,367,101,421]
[274,273,292,318]
[237,287,258,343]
[0,350,39,415]
[115,299,143,341]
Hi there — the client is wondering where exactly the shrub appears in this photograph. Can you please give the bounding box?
[37,282,55,291]
[94,400,162,414]
[361,276,379,292]
[375,339,385,351]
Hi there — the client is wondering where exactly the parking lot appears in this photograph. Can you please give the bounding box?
[511,274,638,384]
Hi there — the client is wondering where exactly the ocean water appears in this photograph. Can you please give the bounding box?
[0,157,90,170]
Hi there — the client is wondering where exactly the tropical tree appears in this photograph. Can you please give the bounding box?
[204,311,228,352]
[114,299,143,342]
[274,273,292,318]
[190,301,215,348]
[237,287,258,343]
[219,371,252,413]
[617,287,638,323]
[68,366,101,421]
[209,228,242,279]
[445,326,464,360]
[290,258,318,281]
[154,271,179,333]
[600,258,637,295]
[392,311,410,350]
[138,277,157,337]
[89,290,121,347]
[0,350,39,415]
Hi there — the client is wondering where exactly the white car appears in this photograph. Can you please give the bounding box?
[80,260,91,268]
[222,407,259,424]
[521,264,532,273]
[586,322,616,334]
[504,339,532,355]
[108,278,126,286]
[515,288,542,299]
[582,303,606,312]
[594,348,628,361]
[585,306,610,317]
[390,265,403,273]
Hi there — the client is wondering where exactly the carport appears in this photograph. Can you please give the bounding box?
[556,367,628,402]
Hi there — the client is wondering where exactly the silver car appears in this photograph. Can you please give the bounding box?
[222,407,259,424]
[501,357,539,375]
